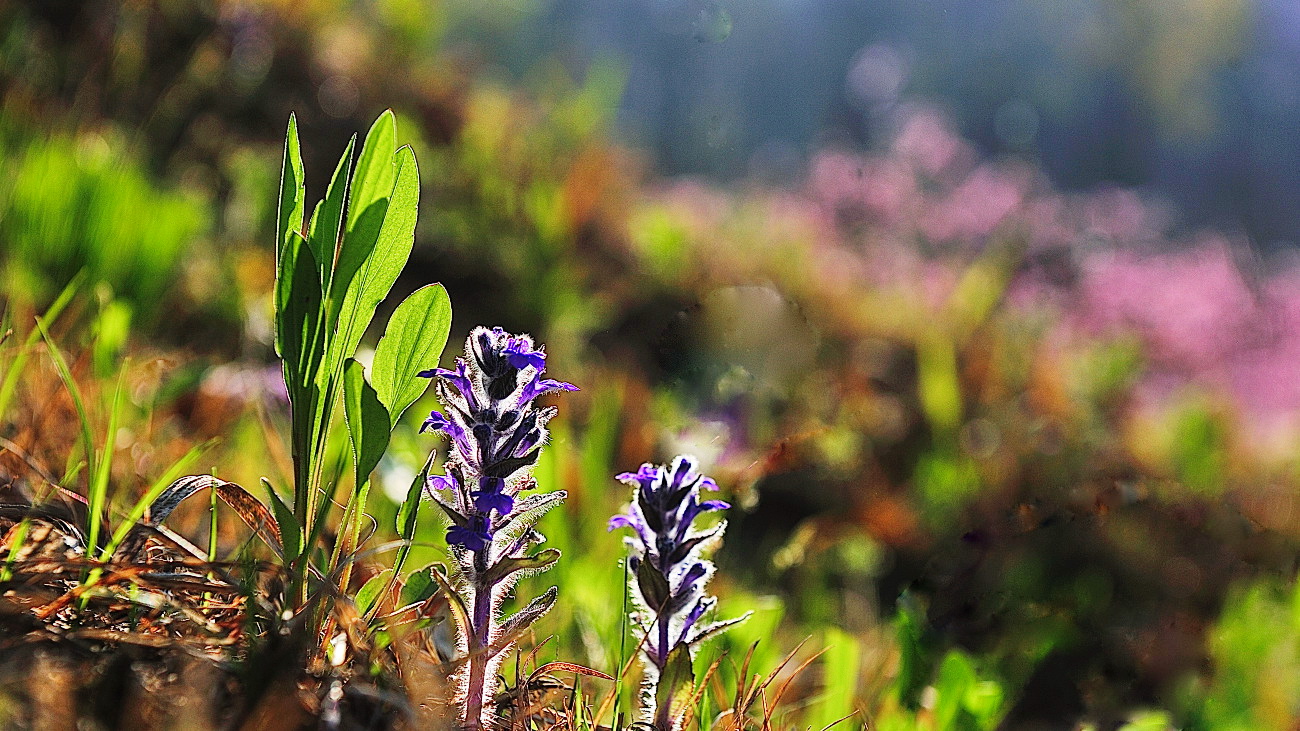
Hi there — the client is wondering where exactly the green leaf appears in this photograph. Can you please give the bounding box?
[399,565,437,608]
[393,455,432,579]
[92,299,132,379]
[483,547,560,585]
[495,586,558,653]
[0,270,85,419]
[963,680,1005,727]
[87,368,126,554]
[356,569,393,617]
[1117,712,1173,731]
[333,111,398,324]
[426,563,472,642]
[34,317,94,498]
[349,111,397,233]
[342,358,391,488]
[263,477,302,561]
[654,644,696,731]
[274,230,323,392]
[309,135,356,296]
[275,114,306,260]
[811,626,861,731]
[371,283,452,427]
[329,145,420,384]
[934,651,977,730]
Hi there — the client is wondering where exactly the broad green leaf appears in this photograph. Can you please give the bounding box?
[342,358,391,487]
[934,651,977,730]
[349,111,397,233]
[329,146,420,384]
[399,564,437,608]
[356,569,393,617]
[811,626,861,730]
[963,680,1005,727]
[275,114,306,260]
[371,283,452,427]
[333,111,398,323]
[274,230,323,390]
[263,477,302,561]
[309,135,356,294]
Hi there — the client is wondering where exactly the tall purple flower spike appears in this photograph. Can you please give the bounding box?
[609,455,748,730]
[419,326,576,730]
[419,326,576,550]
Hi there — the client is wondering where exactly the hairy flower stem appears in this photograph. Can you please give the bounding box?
[653,613,673,730]
[464,554,493,729]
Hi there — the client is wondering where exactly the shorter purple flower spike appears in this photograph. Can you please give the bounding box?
[610,455,748,730]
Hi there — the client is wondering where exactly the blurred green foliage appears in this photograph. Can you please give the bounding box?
[0,124,207,322]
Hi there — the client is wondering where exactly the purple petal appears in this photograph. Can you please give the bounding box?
[519,374,579,402]
[700,500,730,512]
[472,490,514,515]
[677,598,710,645]
[505,348,547,371]
[678,562,707,592]
[616,463,661,489]
[447,524,490,552]
[433,361,475,397]
[421,410,450,434]
[426,474,456,491]
[478,476,505,493]
[607,514,636,532]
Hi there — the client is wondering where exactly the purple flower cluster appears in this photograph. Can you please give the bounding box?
[420,326,576,553]
[420,326,576,729]
[610,455,746,728]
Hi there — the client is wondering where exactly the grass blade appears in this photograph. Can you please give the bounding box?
[0,270,85,418]
[86,367,127,554]
[34,316,95,502]
[101,439,215,559]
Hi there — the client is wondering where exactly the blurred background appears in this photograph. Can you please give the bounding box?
[4,0,1300,727]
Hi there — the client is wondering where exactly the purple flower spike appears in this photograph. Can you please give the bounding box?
[610,454,748,731]
[420,326,574,729]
